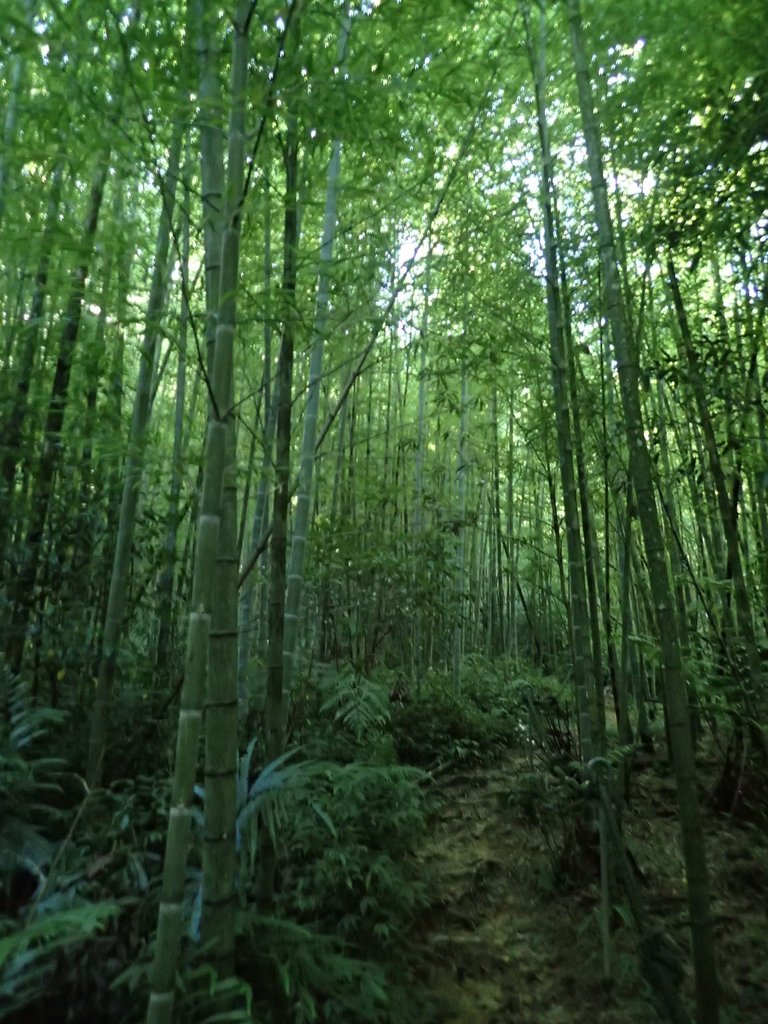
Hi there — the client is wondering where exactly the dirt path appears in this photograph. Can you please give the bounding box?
[412,759,657,1024]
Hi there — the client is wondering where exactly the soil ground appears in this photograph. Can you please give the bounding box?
[410,752,768,1024]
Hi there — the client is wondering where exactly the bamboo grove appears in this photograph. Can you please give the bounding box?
[0,1,767,1022]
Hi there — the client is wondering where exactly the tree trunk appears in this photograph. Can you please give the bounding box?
[258,112,299,910]
[156,141,192,675]
[667,255,764,739]
[0,162,63,570]
[564,1,720,1017]
[5,156,109,674]
[87,126,183,785]
[452,367,469,693]
[147,0,242,1011]
[524,2,594,759]
[283,7,351,694]
[0,0,32,231]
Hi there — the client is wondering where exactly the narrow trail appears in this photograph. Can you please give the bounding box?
[412,757,657,1024]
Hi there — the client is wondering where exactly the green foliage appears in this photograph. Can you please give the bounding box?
[0,679,155,1021]
[175,963,255,1024]
[235,748,429,952]
[238,915,390,1024]
[228,666,432,1022]
[0,679,68,899]
[391,666,528,771]
[0,681,66,904]
[279,760,429,949]
[0,680,170,1022]
[0,902,120,1015]
[504,761,596,894]
[319,666,391,742]
[236,747,317,880]
[206,749,432,1023]
[293,664,396,763]
[308,523,444,673]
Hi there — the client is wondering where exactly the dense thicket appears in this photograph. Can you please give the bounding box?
[1,1,766,1022]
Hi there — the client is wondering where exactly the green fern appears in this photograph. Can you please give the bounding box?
[175,962,255,1024]
[319,668,391,741]
[238,913,389,1024]
[0,677,123,1019]
[0,900,119,966]
[0,677,68,910]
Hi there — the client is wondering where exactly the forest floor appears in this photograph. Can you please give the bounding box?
[409,750,768,1024]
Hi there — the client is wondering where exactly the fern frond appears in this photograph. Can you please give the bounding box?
[319,668,390,741]
[0,901,119,968]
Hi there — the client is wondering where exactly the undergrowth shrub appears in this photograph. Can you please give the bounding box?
[501,684,601,894]
[1,680,111,1020]
[504,764,596,893]
[2,658,471,1024]
[1,678,171,1022]
[292,663,395,763]
[278,760,429,951]
[230,664,434,1022]
[1,679,68,914]
[390,670,529,771]
[238,915,391,1024]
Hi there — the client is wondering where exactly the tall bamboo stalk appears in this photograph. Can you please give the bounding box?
[6,155,110,675]
[283,7,352,695]
[87,125,183,785]
[523,1,594,758]
[564,1,719,1016]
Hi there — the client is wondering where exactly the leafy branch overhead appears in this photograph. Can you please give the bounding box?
[0,0,767,1022]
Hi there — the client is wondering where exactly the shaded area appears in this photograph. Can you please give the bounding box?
[410,751,768,1024]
